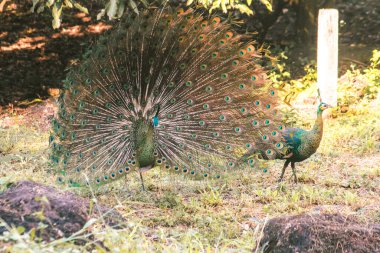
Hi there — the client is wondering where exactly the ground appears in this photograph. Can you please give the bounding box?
[0,0,380,252]
[0,97,379,251]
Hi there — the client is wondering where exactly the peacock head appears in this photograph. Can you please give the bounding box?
[318,102,332,113]
[152,115,159,127]
[152,104,160,127]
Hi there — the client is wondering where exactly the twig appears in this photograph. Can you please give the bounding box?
[0,0,9,12]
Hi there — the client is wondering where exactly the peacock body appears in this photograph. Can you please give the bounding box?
[49,7,288,187]
[238,102,331,182]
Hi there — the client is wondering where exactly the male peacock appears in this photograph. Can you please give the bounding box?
[49,7,288,188]
[237,102,331,183]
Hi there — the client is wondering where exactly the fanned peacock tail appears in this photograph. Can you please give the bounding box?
[49,7,288,187]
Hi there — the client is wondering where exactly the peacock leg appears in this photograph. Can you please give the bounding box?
[291,162,297,183]
[139,172,145,191]
[277,160,290,182]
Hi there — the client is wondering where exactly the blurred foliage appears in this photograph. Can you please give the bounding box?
[30,0,90,29]
[28,0,272,29]
[187,0,272,14]
[269,49,317,104]
[338,50,380,109]
[270,49,380,108]
[269,49,380,125]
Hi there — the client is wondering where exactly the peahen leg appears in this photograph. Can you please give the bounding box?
[291,162,298,183]
[139,172,145,191]
[277,160,290,182]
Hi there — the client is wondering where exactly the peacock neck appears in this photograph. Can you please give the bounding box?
[134,119,155,168]
[312,109,324,138]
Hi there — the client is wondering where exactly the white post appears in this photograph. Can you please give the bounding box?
[317,9,338,106]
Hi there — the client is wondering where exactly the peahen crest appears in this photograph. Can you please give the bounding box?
[49,7,287,187]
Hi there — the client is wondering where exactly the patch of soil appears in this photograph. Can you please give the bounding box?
[0,180,125,242]
[259,213,380,253]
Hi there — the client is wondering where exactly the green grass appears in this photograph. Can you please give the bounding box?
[0,103,379,252]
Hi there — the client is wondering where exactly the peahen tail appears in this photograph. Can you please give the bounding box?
[49,7,287,187]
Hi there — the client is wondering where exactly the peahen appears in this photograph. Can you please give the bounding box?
[237,102,332,183]
[49,7,289,188]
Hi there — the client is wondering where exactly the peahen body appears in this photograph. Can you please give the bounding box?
[278,102,331,182]
[238,102,331,183]
[49,7,289,187]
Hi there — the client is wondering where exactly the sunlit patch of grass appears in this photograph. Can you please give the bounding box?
[321,108,380,155]
[200,185,225,207]
[0,126,48,155]
[0,126,49,155]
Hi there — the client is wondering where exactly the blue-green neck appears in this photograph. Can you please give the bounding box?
[312,108,324,134]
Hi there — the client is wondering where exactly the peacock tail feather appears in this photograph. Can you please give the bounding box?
[49,7,287,187]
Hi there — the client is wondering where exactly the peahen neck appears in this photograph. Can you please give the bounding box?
[134,119,155,169]
[312,107,324,138]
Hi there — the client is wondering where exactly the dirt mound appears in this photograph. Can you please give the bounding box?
[259,213,380,253]
[0,181,124,241]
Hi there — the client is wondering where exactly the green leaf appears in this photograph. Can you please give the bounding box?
[97,8,106,20]
[210,0,221,12]
[236,3,253,15]
[73,2,89,14]
[186,0,194,6]
[221,0,227,13]
[46,0,55,7]
[128,0,139,14]
[30,228,36,240]
[64,0,73,8]
[17,226,25,234]
[36,4,45,13]
[247,0,252,5]
[52,1,63,29]
[31,0,41,12]
[116,0,126,18]
[139,0,149,7]
[259,0,272,11]
[106,0,118,20]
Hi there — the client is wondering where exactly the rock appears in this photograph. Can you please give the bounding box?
[0,181,125,241]
[259,213,380,253]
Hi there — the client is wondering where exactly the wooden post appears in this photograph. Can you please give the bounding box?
[317,9,338,106]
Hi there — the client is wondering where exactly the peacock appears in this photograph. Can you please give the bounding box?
[49,7,289,189]
[237,102,332,183]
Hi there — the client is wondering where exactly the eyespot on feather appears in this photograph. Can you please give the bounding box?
[238,49,247,57]
[225,31,233,39]
[200,21,208,29]
[246,45,255,54]
[211,17,221,25]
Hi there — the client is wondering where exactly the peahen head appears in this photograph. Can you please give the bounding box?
[317,102,332,114]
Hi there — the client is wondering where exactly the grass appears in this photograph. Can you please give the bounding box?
[0,101,379,252]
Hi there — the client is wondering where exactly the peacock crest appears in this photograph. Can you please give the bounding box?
[49,7,287,187]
